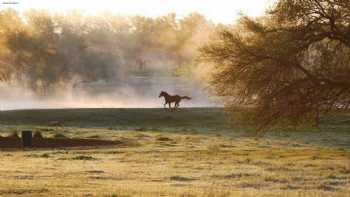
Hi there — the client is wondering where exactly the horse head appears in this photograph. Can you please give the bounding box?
[159,91,167,98]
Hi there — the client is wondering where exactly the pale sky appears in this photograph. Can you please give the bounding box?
[1,0,275,23]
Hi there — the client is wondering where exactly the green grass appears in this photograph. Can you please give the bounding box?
[0,108,232,132]
[0,107,348,130]
[0,107,349,141]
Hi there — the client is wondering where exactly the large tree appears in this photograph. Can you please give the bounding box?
[201,0,350,129]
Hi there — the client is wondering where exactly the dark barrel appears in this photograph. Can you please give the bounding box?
[22,130,33,147]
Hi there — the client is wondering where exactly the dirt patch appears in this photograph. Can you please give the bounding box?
[0,137,123,149]
[169,175,197,182]
[71,155,97,160]
[86,170,105,174]
[157,137,173,141]
[213,172,257,179]
[0,189,49,195]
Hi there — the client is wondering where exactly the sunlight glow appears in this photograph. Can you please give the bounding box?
[5,0,275,23]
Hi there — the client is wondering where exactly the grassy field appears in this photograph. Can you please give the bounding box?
[0,108,349,196]
[0,108,231,132]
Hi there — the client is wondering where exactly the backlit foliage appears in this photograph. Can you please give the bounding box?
[201,0,350,129]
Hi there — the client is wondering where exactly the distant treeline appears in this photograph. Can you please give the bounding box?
[0,9,219,95]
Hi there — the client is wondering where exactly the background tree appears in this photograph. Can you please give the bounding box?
[201,0,350,130]
[0,9,215,96]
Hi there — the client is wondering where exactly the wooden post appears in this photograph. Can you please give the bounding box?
[22,130,32,147]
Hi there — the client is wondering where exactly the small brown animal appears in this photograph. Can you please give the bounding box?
[48,121,64,127]
[159,91,191,110]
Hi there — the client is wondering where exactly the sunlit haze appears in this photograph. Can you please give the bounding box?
[5,0,275,23]
[0,0,276,109]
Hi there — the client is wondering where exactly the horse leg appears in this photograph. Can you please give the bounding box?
[168,102,171,110]
[176,102,180,110]
[164,102,167,109]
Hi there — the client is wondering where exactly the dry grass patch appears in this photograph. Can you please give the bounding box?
[0,128,349,196]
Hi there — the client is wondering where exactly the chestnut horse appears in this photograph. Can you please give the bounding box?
[159,91,191,109]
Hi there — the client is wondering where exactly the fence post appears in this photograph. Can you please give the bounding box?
[22,130,32,147]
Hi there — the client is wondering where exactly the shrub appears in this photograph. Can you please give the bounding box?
[34,131,44,139]
[53,133,67,139]
[8,131,19,138]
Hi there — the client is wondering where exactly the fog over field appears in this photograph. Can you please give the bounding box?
[0,76,219,110]
[0,10,221,109]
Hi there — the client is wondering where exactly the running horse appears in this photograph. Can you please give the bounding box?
[159,91,191,110]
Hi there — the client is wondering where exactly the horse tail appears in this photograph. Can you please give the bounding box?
[181,96,191,100]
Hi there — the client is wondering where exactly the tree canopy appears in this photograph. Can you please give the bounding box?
[201,0,350,129]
